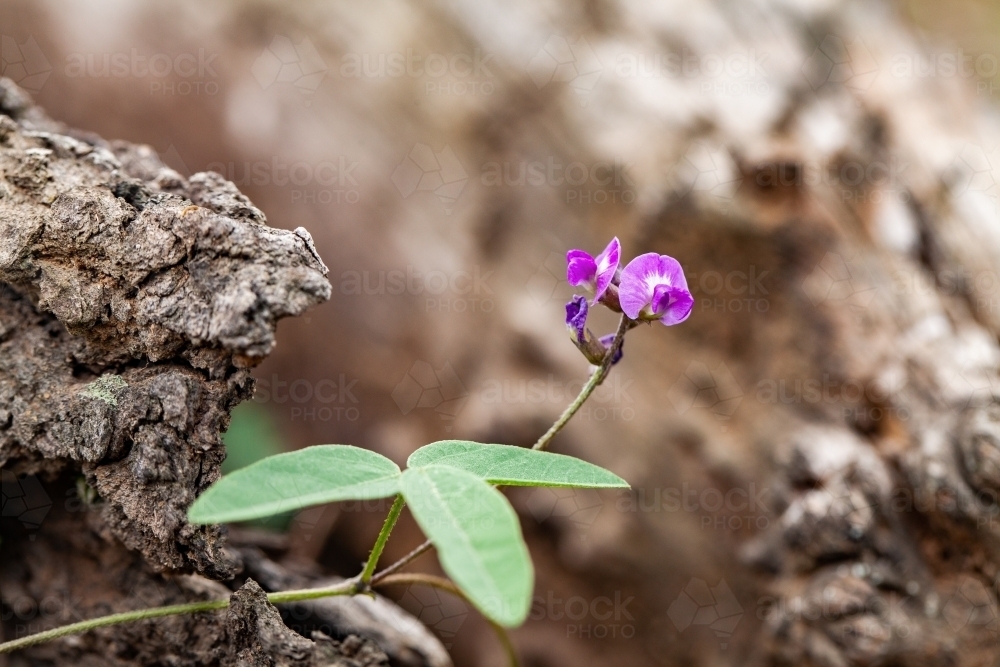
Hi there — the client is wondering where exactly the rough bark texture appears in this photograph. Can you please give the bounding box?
[0,79,446,666]
[0,76,331,576]
[224,580,388,667]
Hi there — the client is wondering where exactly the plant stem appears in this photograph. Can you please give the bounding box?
[533,314,631,451]
[374,573,520,667]
[266,578,358,604]
[0,601,227,656]
[370,538,433,585]
[0,581,359,656]
[360,494,406,583]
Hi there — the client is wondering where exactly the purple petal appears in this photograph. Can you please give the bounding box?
[653,285,694,326]
[592,237,621,302]
[618,252,661,318]
[654,255,688,292]
[650,284,673,315]
[566,249,597,287]
[565,295,588,343]
[599,333,624,365]
[619,252,691,319]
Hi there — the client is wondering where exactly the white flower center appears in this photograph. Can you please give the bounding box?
[644,272,671,295]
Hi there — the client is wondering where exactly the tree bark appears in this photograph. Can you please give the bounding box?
[0,78,447,667]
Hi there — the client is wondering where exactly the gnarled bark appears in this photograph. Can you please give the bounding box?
[0,78,446,667]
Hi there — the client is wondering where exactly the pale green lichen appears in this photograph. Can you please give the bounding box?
[80,374,128,406]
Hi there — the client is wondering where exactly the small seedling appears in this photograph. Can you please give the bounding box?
[0,238,693,665]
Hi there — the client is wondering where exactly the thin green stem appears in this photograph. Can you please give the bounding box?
[374,573,520,667]
[361,494,406,583]
[0,601,228,656]
[370,538,433,585]
[0,580,359,656]
[266,578,358,603]
[533,314,631,451]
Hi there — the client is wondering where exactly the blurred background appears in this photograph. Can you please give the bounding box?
[4,0,1000,665]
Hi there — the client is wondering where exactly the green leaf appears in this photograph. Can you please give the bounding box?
[400,465,533,627]
[188,445,401,524]
[220,403,291,531]
[408,440,629,488]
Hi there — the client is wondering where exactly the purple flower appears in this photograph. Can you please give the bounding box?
[566,237,621,303]
[566,296,624,365]
[566,295,588,344]
[618,253,694,325]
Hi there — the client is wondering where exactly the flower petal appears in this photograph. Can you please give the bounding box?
[565,295,588,343]
[652,254,688,291]
[655,286,694,326]
[566,250,597,288]
[592,237,621,302]
[618,252,661,318]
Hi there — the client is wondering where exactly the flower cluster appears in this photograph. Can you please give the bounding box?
[565,238,693,365]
